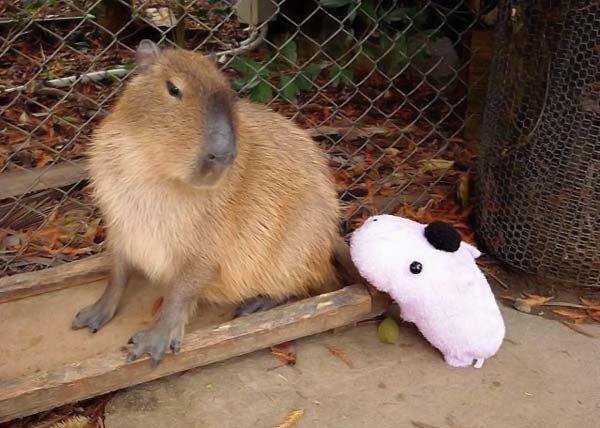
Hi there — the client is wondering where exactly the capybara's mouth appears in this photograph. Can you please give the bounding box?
[188,160,230,188]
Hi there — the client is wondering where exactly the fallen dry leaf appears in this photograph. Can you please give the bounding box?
[270,341,297,366]
[523,293,555,305]
[53,246,94,256]
[560,321,596,338]
[326,345,354,368]
[411,421,439,428]
[513,294,554,313]
[84,218,102,242]
[19,110,30,124]
[309,125,393,140]
[420,158,454,172]
[552,309,588,324]
[36,152,53,168]
[588,310,600,323]
[273,409,305,428]
[456,173,470,208]
[49,415,91,428]
[580,297,600,310]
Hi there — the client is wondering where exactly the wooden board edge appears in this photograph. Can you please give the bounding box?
[0,253,109,304]
[0,283,387,422]
[0,160,87,200]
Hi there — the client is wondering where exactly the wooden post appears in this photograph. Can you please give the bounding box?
[464,29,494,140]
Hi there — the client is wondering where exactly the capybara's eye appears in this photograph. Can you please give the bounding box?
[410,261,422,274]
[167,80,181,98]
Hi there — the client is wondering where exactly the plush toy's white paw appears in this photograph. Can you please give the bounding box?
[473,358,485,369]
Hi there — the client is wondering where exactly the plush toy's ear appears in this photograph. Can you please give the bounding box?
[462,242,482,259]
[424,221,461,252]
[136,39,161,73]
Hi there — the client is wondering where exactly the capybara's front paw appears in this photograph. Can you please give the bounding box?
[71,300,116,333]
[127,322,184,366]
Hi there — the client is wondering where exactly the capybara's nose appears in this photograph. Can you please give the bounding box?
[205,150,235,166]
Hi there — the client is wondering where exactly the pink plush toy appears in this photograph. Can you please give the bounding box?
[350,214,505,368]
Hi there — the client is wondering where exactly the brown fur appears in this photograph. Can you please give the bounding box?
[89,47,341,314]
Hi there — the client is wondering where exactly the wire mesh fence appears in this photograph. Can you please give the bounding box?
[477,0,600,286]
[0,0,491,276]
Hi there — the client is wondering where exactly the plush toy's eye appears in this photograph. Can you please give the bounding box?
[410,261,422,274]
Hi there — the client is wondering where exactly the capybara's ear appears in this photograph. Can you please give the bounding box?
[136,39,161,73]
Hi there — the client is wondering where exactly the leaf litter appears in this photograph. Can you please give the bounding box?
[273,409,305,428]
[2,0,479,277]
[326,345,354,368]
[270,341,297,366]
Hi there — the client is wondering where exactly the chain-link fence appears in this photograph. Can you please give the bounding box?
[0,0,492,276]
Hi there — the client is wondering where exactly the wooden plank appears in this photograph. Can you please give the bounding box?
[0,253,109,304]
[0,283,385,422]
[464,30,494,139]
[0,160,87,200]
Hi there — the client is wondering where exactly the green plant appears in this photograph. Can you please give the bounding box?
[328,63,354,88]
[319,0,428,27]
[318,0,434,79]
[230,40,329,103]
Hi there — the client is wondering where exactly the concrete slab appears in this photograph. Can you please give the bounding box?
[105,307,600,428]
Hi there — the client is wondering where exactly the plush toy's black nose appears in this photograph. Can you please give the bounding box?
[424,221,461,252]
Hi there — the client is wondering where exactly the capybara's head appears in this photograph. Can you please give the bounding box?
[114,40,237,188]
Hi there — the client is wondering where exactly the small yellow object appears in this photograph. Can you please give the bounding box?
[378,317,401,344]
[49,415,91,428]
[273,408,305,428]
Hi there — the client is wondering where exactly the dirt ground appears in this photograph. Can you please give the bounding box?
[1,266,599,427]
[102,305,600,428]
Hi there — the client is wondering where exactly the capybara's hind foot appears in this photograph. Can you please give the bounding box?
[234,296,283,318]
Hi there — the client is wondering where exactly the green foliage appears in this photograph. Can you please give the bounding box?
[279,75,299,103]
[319,0,354,8]
[319,0,435,81]
[230,56,273,102]
[329,64,354,88]
[320,0,429,33]
[378,34,410,78]
[280,39,298,64]
[251,81,273,103]
[230,0,437,101]
[357,1,377,21]
[229,40,328,104]
[24,0,60,10]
